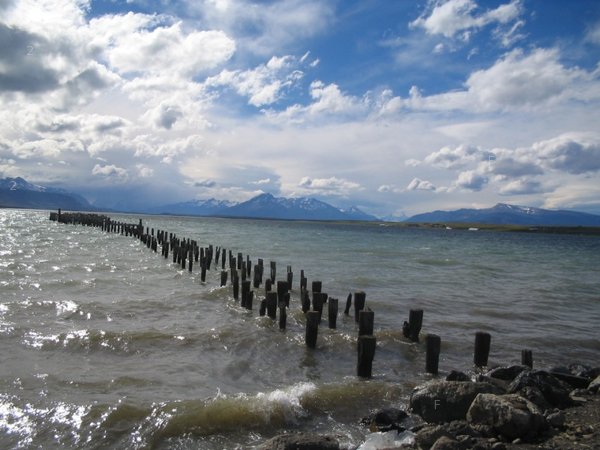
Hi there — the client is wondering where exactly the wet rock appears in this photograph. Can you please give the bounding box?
[549,371,591,389]
[446,371,470,382]
[431,435,462,450]
[508,370,573,409]
[546,410,566,428]
[259,433,339,450]
[467,393,547,441]
[361,407,408,432]
[588,375,600,394]
[414,421,482,449]
[516,385,551,411]
[486,365,528,382]
[410,381,504,424]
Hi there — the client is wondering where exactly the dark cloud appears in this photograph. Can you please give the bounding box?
[0,24,60,93]
[194,179,216,188]
[156,105,183,130]
[539,139,600,174]
[94,117,126,134]
[490,157,544,177]
[499,179,545,195]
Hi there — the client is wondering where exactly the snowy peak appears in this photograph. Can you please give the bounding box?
[0,177,47,192]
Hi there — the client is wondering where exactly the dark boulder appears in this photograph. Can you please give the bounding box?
[259,433,339,450]
[446,370,470,382]
[361,407,408,432]
[467,393,547,441]
[486,365,527,382]
[508,370,573,409]
[410,381,504,423]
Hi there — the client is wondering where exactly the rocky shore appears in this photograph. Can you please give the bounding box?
[260,364,600,450]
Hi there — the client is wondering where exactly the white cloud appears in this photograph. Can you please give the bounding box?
[410,0,523,44]
[406,177,437,191]
[92,163,128,180]
[205,55,303,107]
[298,176,362,196]
[251,178,271,185]
[585,20,600,45]
[532,133,600,174]
[454,169,488,191]
[499,179,545,195]
[423,144,481,168]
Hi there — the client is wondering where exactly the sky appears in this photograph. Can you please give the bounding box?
[1,0,600,217]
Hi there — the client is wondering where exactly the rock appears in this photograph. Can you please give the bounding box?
[491,443,506,450]
[361,407,408,432]
[508,370,573,409]
[588,375,600,394]
[467,393,547,441]
[546,410,566,428]
[431,435,462,450]
[259,433,339,450]
[410,381,504,423]
[549,371,591,389]
[517,386,551,411]
[486,365,527,382]
[446,371,470,382]
[414,421,481,449]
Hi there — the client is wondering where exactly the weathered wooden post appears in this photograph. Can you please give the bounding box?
[403,309,423,342]
[357,335,376,378]
[237,252,242,270]
[241,280,251,308]
[259,298,267,316]
[425,334,441,375]
[328,297,338,329]
[276,281,288,307]
[300,270,307,291]
[266,292,278,319]
[344,293,352,315]
[253,264,262,288]
[305,311,319,349]
[286,266,293,290]
[354,291,366,323]
[301,289,310,313]
[312,292,327,323]
[246,255,251,277]
[358,309,374,336]
[222,248,226,269]
[312,281,322,294]
[220,270,228,286]
[521,349,533,368]
[265,279,272,294]
[232,271,239,301]
[279,303,287,330]
[270,261,276,283]
[474,331,491,367]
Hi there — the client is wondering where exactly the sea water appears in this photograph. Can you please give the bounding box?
[1,208,599,448]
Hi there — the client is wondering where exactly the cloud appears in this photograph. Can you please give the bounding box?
[423,144,482,168]
[532,134,600,174]
[410,0,523,44]
[251,178,271,185]
[194,179,217,188]
[499,179,545,195]
[146,103,184,130]
[298,176,362,196]
[205,55,304,107]
[454,169,487,191]
[406,177,437,191]
[585,20,600,45]
[91,163,128,181]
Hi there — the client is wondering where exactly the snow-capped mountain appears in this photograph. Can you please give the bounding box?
[149,198,238,216]
[0,177,95,211]
[219,193,377,221]
[340,206,378,221]
[406,203,600,226]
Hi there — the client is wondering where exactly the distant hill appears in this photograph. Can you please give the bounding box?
[218,193,377,221]
[149,198,238,216]
[0,177,95,211]
[406,203,600,226]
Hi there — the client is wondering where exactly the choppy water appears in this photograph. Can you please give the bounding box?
[1,208,599,449]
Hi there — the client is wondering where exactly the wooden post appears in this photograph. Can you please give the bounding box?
[253,264,262,288]
[241,280,251,309]
[237,252,242,270]
[521,349,533,368]
[287,266,293,290]
[220,270,228,286]
[312,292,327,323]
[354,291,366,323]
[301,289,310,313]
[425,334,441,375]
[279,304,287,330]
[222,248,226,269]
[276,281,288,306]
[259,298,267,316]
[246,255,251,277]
[474,331,491,367]
[246,291,254,311]
[403,309,423,342]
[270,261,276,283]
[266,292,278,319]
[344,293,352,315]
[300,270,307,291]
[201,261,207,282]
[357,335,376,378]
[265,279,272,293]
[312,281,322,293]
[232,271,239,301]
[305,311,319,349]
[358,309,374,336]
[328,297,338,329]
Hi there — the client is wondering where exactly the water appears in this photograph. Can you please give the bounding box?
[1,209,599,449]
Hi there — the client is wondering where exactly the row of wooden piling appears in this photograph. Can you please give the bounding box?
[50,210,534,378]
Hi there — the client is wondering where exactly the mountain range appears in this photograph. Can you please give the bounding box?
[405,203,600,226]
[3,177,600,226]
